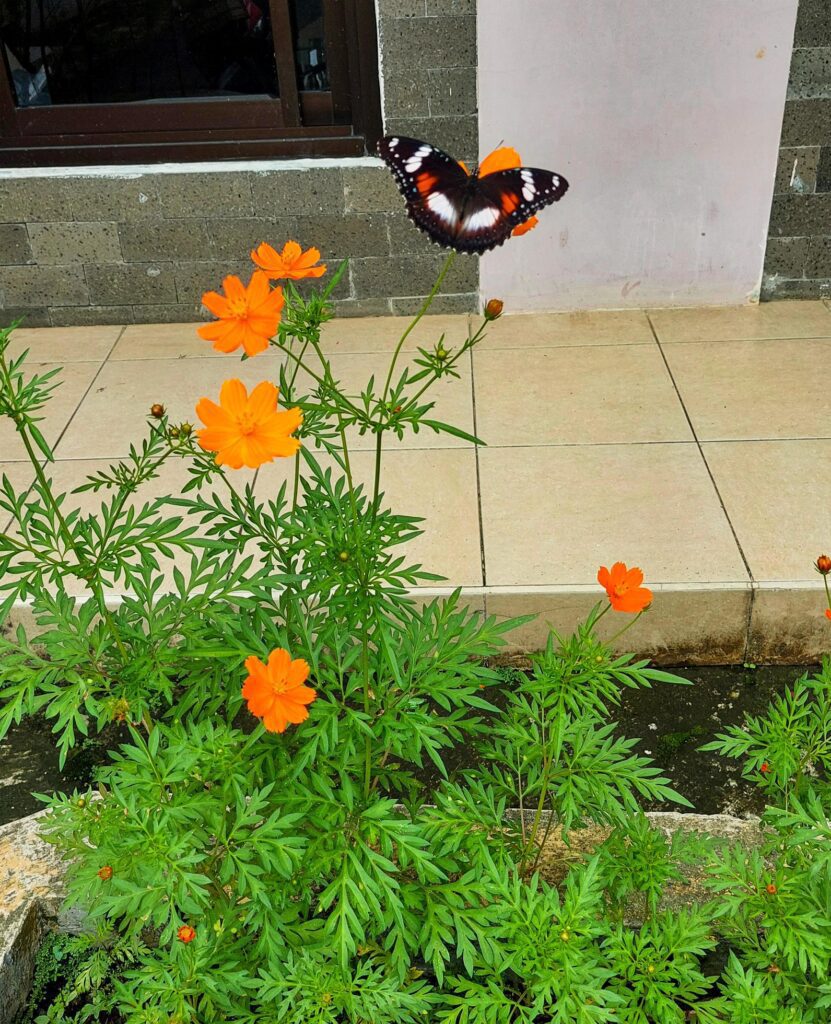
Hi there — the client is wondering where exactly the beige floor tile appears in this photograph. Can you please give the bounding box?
[0,362,103,461]
[702,439,831,581]
[479,443,748,586]
[486,584,750,664]
[304,349,476,452]
[112,323,214,361]
[748,584,830,664]
[319,315,471,354]
[256,447,483,586]
[55,351,287,459]
[665,338,831,441]
[5,325,123,363]
[480,309,654,349]
[649,301,831,343]
[474,345,692,446]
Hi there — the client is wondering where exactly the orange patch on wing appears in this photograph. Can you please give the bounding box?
[501,192,520,214]
[416,172,439,196]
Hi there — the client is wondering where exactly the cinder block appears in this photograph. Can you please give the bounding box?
[385,115,477,163]
[131,303,203,324]
[795,0,831,47]
[0,265,88,307]
[788,47,831,101]
[350,253,478,298]
[85,263,176,305]
[425,0,474,13]
[805,235,831,276]
[119,220,210,262]
[206,218,290,260]
[0,179,73,222]
[817,146,831,191]
[428,67,477,117]
[388,212,443,255]
[780,99,831,146]
[70,178,162,221]
[769,193,831,236]
[760,275,831,300]
[0,307,52,328]
[289,214,391,259]
[377,0,425,16]
[390,292,477,315]
[380,16,476,69]
[763,236,809,277]
[28,222,121,265]
[172,260,252,304]
[774,146,820,193]
[250,167,344,217]
[157,172,253,219]
[0,224,32,266]
[384,69,431,118]
[332,297,393,317]
[343,167,401,214]
[49,306,132,326]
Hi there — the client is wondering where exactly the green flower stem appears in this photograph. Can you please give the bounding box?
[606,607,647,647]
[824,574,831,613]
[381,249,456,406]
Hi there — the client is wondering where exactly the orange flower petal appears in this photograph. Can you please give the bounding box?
[479,146,522,177]
[220,378,249,415]
[247,381,279,420]
[201,290,231,318]
[281,240,303,266]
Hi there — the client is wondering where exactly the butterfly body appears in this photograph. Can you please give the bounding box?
[378,135,569,253]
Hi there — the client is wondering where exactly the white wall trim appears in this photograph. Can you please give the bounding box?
[0,155,385,180]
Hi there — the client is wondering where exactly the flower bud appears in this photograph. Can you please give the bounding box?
[149,403,166,419]
[760,762,770,774]
[177,924,196,943]
[484,298,504,321]
[815,554,831,575]
[436,347,448,361]
[765,883,777,895]
[179,422,193,437]
[97,865,113,881]
[338,550,350,562]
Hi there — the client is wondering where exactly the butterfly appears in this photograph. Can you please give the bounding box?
[377,136,569,253]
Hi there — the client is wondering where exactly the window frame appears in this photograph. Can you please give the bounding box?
[0,0,381,166]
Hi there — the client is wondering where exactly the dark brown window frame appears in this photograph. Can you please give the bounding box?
[0,0,381,166]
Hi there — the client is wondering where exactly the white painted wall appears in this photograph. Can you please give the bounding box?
[478,0,798,311]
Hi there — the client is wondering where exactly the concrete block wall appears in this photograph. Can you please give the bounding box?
[763,0,831,299]
[0,0,479,328]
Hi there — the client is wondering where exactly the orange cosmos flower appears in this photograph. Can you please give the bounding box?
[478,146,538,237]
[196,379,301,470]
[177,925,196,943]
[198,271,284,358]
[242,648,317,733]
[597,562,653,614]
[251,240,327,280]
[826,608,831,621]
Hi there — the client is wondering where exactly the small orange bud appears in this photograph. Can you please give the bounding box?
[815,554,831,575]
[484,298,504,321]
[768,963,780,974]
[149,403,166,419]
[760,762,770,774]
[97,865,113,881]
[826,608,831,622]
[177,924,196,943]
[765,883,777,895]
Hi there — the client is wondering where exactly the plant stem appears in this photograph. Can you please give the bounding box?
[605,608,647,647]
[381,250,456,404]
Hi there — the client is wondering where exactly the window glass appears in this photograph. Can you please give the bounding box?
[0,0,279,107]
[291,0,327,91]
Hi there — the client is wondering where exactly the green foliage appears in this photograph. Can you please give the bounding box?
[3,262,831,1023]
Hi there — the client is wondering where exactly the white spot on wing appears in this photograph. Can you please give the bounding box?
[463,206,501,231]
[405,158,422,172]
[522,184,535,201]
[389,137,399,148]
[426,191,459,226]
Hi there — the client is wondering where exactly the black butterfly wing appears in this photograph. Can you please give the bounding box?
[378,136,471,249]
[473,167,570,235]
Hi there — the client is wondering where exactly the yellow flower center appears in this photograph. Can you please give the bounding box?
[228,297,250,320]
[238,410,257,435]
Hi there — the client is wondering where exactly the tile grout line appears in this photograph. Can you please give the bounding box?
[468,319,488,591]
[50,325,130,459]
[646,311,757,659]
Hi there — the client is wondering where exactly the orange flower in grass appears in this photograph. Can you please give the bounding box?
[242,648,317,733]
[196,379,301,470]
[252,240,327,280]
[826,609,831,621]
[597,562,653,613]
[198,271,284,358]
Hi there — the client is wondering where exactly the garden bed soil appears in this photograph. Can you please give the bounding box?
[0,664,815,827]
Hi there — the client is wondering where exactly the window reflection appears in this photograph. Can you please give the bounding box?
[292,0,327,91]
[0,0,280,107]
